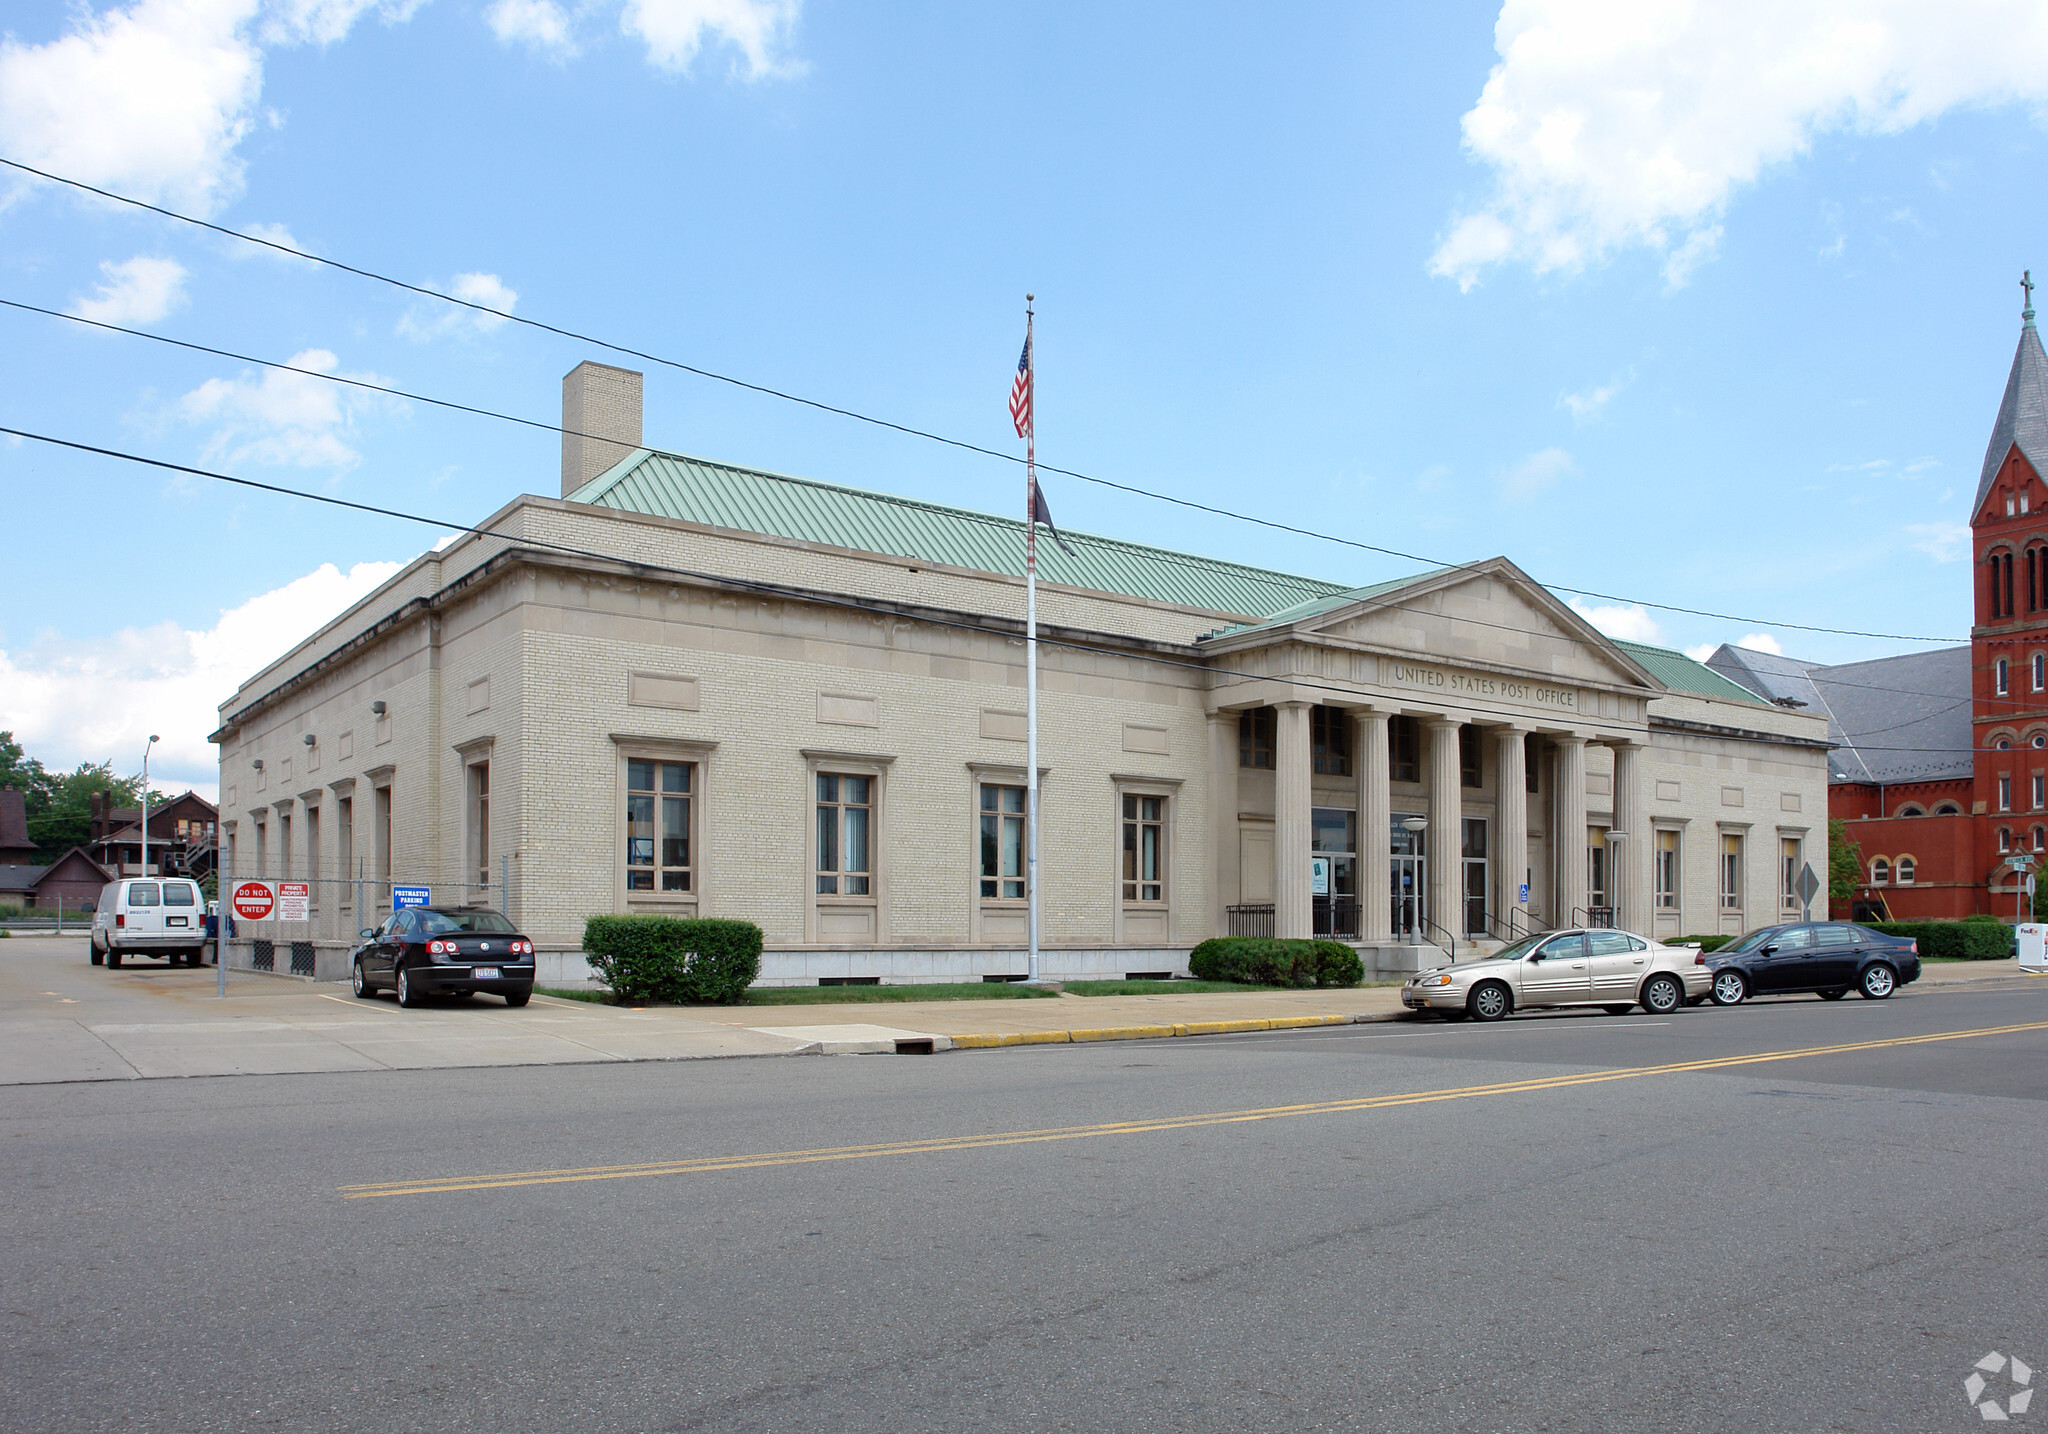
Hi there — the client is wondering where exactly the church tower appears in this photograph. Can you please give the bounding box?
[1970,274,2048,875]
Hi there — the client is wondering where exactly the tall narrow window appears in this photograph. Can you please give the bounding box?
[279,811,292,882]
[1896,856,1916,883]
[2030,548,2039,612]
[2034,774,2044,810]
[1525,733,1542,794]
[1459,726,1483,788]
[2008,552,2018,616]
[255,820,267,880]
[979,784,1027,899]
[1121,794,1165,902]
[1391,716,1421,784]
[373,783,392,896]
[306,806,321,910]
[1655,829,1679,911]
[1309,706,1350,775]
[816,774,872,896]
[2035,653,2044,692]
[2000,775,2012,811]
[2000,827,2013,853]
[1587,833,1608,911]
[1237,708,1276,770]
[336,796,353,911]
[468,762,489,887]
[1781,837,1800,911]
[626,760,692,892]
[1998,658,2011,696]
[1870,857,1890,884]
[1720,833,1742,910]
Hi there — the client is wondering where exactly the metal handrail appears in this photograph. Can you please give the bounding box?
[1572,906,1616,929]
[1419,913,1458,964]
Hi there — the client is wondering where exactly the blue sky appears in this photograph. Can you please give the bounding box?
[4,0,2048,796]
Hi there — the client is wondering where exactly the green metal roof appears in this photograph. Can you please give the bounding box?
[1613,639,1766,703]
[565,449,1349,620]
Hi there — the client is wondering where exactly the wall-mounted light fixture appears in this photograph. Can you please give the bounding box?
[370,700,387,715]
[302,734,316,747]
[251,759,264,772]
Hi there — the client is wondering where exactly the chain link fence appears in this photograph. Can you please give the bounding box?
[217,863,511,983]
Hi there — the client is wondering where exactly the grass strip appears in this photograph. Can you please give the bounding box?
[537,982,1061,1006]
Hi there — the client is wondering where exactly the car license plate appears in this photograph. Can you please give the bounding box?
[167,916,187,927]
[473,967,500,980]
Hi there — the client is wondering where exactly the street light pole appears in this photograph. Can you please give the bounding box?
[139,734,159,877]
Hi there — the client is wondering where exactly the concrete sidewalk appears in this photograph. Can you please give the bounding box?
[3,936,2035,1084]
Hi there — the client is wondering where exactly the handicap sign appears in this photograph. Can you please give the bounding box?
[392,885,431,912]
[1519,883,1530,903]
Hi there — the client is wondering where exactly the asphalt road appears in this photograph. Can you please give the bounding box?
[6,981,2048,1433]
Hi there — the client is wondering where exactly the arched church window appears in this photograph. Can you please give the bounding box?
[1870,858,1890,884]
[1933,803,1961,816]
[1896,804,1924,817]
[1896,857,1916,884]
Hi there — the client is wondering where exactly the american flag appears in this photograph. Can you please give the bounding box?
[1009,333,1033,438]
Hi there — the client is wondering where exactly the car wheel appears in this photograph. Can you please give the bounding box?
[1603,1004,1634,1016]
[352,961,373,999]
[1711,969,1747,1006]
[1859,963,1897,1000]
[1818,989,1847,1001]
[396,965,422,1009]
[1641,974,1684,1015]
[89,939,103,967]
[1468,981,1512,1022]
[106,948,121,969]
[504,990,531,1008]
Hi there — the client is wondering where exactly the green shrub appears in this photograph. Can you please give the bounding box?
[1313,940,1365,988]
[1189,937,1362,988]
[0,902,25,920]
[1867,920,2013,960]
[580,915,764,1003]
[1675,934,1735,952]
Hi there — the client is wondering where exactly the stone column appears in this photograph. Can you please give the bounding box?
[1274,702,1313,940]
[1494,726,1528,931]
[1555,735,1589,924]
[1208,712,1240,937]
[1426,718,1463,942]
[1358,710,1392,944]
[1612,738,1650,933]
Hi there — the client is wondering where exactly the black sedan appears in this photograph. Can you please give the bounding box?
[1706,921,1920,1005]
[351,906,536,1008]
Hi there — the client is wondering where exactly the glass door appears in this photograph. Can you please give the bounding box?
[1391,816,1426,938]
[1312,808,1358,939]
[1462,817,1488,938]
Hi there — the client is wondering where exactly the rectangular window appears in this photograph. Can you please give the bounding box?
[1237,708,1275,770]
[2036,653,2045,692]
[2035,774,2045,811]
[1459,726,1482,789]
[1309,706,1349,775]
[305,806,321,910]
[1587,833,1607,910]
[2000,775,2013,812]
[1121,794,1164,902]
[816,774,873,896]
[279,812,292,882]
[1998,658,2010,695]
[373,784,392,894]
[468,763,490,886]
[336,796,353,901]
[626,759,693,892]
[1655,829,1679,910]
[254,821,267,880]
[1525,733,1541,794]
[1391,716,1421,784]
[979,784,1027,899]
[1781,837,1800,911]
[1720,834,1743,910]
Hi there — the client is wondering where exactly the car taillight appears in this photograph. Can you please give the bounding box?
[427,940,449,955]
[115,914,125,927]
[1909,940,1918,956]
[1694,951,1706,965]
[517,940,533,955]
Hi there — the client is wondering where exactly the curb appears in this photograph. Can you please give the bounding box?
[946,1010,1408,1049]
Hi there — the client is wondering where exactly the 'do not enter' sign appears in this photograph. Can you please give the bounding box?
[231,881,276,921]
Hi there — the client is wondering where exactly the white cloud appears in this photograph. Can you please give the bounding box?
[1430,0,2048,290]
[1568,596,1661,643]
[398,271,520,340]
[1684,642,1717,662]
[178,348,402,468]
[68,254,189,325]
[1734,633,1784,656]
[1499,445,1574,501]
[233,220,317,260]
[486,0,578,56]
[1559,373,1627,423]
[0,559,402,800]
[1905,520,1971,562]
[0,0,418,220]
[621,0,803,78]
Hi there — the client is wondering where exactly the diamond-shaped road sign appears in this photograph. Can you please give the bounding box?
[1797,862,1821,920]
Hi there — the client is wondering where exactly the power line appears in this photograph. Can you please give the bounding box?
[0,153,1962,646]
[2,423,1787,748]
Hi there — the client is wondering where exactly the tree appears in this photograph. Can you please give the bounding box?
[1827,818,1862,910]
[27,762,150,856]
[0,731,51,808]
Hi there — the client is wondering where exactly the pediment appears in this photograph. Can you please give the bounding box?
[1268,559,1659,692]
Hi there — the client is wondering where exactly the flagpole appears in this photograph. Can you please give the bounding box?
[1023,293,1042,985]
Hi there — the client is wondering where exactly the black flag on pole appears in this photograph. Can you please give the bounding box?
[1030,479,1076,556]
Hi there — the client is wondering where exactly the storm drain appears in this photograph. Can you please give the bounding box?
[893,1038,936,1055]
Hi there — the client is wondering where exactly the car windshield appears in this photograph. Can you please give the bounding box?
[415,909,517,935]
[1494,934,1546,962]
[1719,927,1785,956]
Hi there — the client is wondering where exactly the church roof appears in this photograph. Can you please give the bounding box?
[1712,643,1973,785]
[1973,317,2048,517]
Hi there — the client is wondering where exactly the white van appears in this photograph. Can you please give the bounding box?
[91,878,209,968]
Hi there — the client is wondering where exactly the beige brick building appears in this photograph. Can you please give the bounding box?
[212,364,1831,983]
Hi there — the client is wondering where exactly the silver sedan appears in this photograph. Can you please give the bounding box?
[1401,928,1712,1022]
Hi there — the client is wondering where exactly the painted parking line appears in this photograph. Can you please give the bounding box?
[341,1017,2048,1200]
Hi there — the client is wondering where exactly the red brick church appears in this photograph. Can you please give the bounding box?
[1708,279,2048,922]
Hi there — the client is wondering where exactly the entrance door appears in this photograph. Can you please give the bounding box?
[1462,817,1488,938]
[1391,817,1426,938]
[1312,808,1358,939]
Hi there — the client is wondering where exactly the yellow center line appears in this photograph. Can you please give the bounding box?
[340,1017,2048,1199]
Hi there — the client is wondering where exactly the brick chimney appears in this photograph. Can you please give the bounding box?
[561,361,644,498]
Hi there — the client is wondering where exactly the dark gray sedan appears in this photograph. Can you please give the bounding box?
[1705,921,1921,1005]
[351,906,536,1008]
